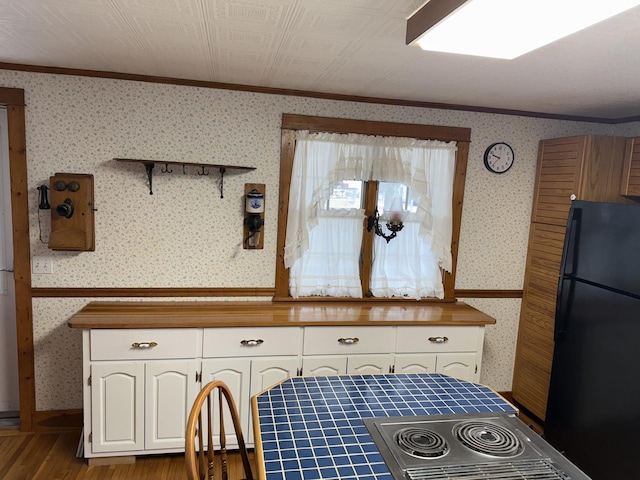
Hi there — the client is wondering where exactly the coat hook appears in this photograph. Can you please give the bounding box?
[198,166,210,176]
[161,163,172,173]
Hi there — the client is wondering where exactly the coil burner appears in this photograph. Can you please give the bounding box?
[453,420,523,457]
[395,427,449,458]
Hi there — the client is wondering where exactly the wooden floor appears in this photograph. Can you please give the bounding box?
[0,428,255,480]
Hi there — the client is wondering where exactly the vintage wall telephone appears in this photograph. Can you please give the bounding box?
[43,173,96,251]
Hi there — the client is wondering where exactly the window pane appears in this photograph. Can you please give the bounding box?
[376,182,417,214]
[328,181,363,209]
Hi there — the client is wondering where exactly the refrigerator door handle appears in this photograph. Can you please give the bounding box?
[555,278,574,339]
[560,206,582,276]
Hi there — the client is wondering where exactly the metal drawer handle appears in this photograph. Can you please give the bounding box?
[240,339,264,347]
[428,336,449,344]
[131,341,158,349]
[338,337,359,345]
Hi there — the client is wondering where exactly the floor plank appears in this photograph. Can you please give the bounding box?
[0,429,255,480]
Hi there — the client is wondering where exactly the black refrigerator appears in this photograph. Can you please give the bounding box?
[544,200,640,480]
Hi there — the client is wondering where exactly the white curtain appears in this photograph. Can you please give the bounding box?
[285,130,457,298]
[370,216,445,299]
[289,209,364,298]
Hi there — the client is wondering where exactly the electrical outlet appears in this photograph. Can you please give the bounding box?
[32,256,53,274]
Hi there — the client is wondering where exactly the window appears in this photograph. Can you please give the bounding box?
[275,115,471,302]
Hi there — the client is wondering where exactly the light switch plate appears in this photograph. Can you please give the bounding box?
[32,256,53,274]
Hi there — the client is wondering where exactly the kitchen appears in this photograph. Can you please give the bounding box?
[2,2,640,479]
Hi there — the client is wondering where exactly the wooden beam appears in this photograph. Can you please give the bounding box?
[3,88,35,431]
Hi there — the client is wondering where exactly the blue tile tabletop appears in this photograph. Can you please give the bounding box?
[252,373,516,480]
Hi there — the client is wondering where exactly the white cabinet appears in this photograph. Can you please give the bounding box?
[302,354,393,376]
[303,326,395,355]
[303,356,346,376]
[145,360,199,450]
[200,358,251,448]
[91,361,198,454]
[90,362,144,453]
[302,326,394,376]
[81,323,486,459]
[435,352,477,380]
[83,329,200,458]
[247,357,300,442]
[395,326,483,382]
[346,354,393,374]
[394,354,437,374]
[203,328,302,446]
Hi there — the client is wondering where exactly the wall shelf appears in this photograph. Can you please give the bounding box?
[114,158,256,197]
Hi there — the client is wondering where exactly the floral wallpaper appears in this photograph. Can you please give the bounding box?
[1,68,631,410]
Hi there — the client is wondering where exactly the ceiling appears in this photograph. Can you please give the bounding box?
[2,0,640,121]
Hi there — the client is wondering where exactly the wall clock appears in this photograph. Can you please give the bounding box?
[483,142,514,174]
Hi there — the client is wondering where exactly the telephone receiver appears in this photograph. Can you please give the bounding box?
[55,198,75,219]
[37,185,51,210]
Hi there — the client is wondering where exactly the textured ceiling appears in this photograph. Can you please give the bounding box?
[1,0,640,120]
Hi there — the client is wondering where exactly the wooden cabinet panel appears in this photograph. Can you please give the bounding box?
[622,137,640,196]
[512,305,556,419]
[531,136,585,226]
[513,134,634,421]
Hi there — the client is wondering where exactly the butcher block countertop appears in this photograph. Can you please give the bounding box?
[67,301,496,329]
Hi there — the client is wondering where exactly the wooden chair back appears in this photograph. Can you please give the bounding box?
[185,380,254,480]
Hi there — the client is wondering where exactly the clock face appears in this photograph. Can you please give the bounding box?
[484,142,514,174]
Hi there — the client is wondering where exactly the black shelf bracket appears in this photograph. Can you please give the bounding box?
[143,162,155,195]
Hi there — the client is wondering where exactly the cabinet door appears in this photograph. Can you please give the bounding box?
[250,357,299,394]
[346,354,393,375]
[531,136,586,226]
[91,362,144,453]
[435,353,477,382]
[512,222,565,420]
[249,357,299,445]
[394,354,436,374]
[201,358,251,449]
[302,356,347,376]
[145,360,199,450]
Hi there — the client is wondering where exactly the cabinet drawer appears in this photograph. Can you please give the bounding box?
[303,326,395,355]
[396,326,480,353]
[203,327,301,358]
[90,329,199,361]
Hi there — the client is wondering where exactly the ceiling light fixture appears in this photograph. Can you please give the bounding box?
[406,0,640,59]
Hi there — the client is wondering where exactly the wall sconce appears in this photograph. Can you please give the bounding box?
[367,196,404,243]
[243,184,265,249]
